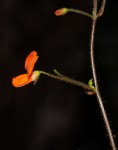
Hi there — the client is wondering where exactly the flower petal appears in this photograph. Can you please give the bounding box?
[12,74,33,87]
[25,51,39,77]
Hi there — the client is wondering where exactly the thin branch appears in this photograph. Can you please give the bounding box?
[68,8,93,19]
[97,0,106,17]
[90,0,116,149]
[53,69,69,78]
[40,71,95,92]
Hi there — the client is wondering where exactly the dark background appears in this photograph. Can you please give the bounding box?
[0,0,118,149]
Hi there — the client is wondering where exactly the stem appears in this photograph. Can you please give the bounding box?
[54,69,69,78]
[68,8,93,19]
[40,71,95,92]
[97,0,106,17]
[90,0,116,149]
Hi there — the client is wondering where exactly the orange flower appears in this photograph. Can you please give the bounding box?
[25,51,38,77]
[12,51,40,87]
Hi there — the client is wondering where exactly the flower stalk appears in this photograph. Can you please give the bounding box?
[40,70,95,92]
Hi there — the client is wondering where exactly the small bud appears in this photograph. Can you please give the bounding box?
[55,8,68,16]
[88,79,93,87]
[85,90,95,96]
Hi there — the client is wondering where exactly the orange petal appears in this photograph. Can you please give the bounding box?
[25,51,39,77]
[12,74,33,87]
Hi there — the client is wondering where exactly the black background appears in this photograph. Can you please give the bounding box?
[0,0,118,150]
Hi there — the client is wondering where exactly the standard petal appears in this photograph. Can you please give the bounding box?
[12,74,33,87]
[25,51,39,76]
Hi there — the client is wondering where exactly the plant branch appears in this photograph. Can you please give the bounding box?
[97,0,106,17]
[90,0,116,149]
[68,8,93,19]
[40,71,95,92]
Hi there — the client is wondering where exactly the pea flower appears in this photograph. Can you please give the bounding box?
[12,51,40,87]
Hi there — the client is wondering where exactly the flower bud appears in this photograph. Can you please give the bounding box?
[55,8,68,16]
